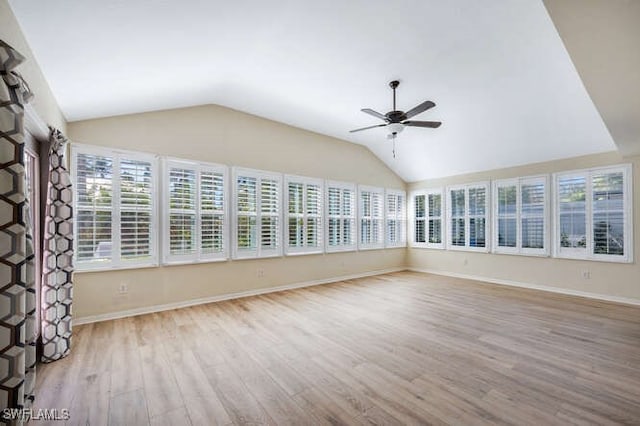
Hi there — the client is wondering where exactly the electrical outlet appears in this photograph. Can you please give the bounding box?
[582,270,591,280]
[256,268,265,278]
[119,283,128,294]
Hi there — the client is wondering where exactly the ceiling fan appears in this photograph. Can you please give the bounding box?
[350,80,441,140]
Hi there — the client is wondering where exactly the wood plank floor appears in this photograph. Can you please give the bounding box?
[33,271,640,425]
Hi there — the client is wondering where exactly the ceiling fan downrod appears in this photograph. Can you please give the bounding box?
[389,80,399,112]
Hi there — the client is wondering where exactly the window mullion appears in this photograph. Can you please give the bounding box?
[586,171,594,257]
[302,183,308,248]
[112,155,122,267]
[465,188,470,248]
[256,176,262,257]
[195,166,202,260]
[516,182,522,252]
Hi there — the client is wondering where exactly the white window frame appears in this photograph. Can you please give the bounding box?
[284,175,324,255]
[492,175,549,257]
[446,182,490,252]
[409,188,444,249]
[553,164,633,263]
[358,185,385,250]
[24,140,41,330]
[162,158,228,265]
[232,167,283,259]
[71,143,159,271]
[325,181,357,253]
[385,189,407,248]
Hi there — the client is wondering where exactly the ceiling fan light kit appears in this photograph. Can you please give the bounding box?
[350,80,442,156]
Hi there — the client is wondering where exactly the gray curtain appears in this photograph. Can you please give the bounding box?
[40,128,73,363]
[0,40,37,413]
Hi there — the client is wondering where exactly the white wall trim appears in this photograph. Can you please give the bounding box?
[73,267,406,325]
[408,267,640,307]
[24,104,49,140]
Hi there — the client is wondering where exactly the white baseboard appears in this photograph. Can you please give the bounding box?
[408,267,640,307]
[73,267,406,325]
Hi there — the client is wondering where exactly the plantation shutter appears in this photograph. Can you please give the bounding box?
[72,146,158,270]
[236,176,258,255]
[285,177,323,254]
[234,169,282,258]
[75,152,114,264]
[306,182,322,251]
[450,189,465,247]
[414,194,426,244]
[168,167,197,257]
[164,160,227,263]
[359,186,384,249]
[493,176,547,256]
[468,186,486,248]
[200,169,226,257]
[557,175,587,253]
[521,179,546,251]
[326,182,356,252]
[428,192,442,245]
[342,187,356,247]
[496,182,517,249]
[447,183,488,251]
[591,171,625,257]
[386,190,406,247]
[260,178,279,252]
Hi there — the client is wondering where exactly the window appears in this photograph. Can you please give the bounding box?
[163,159,227,263]
[24,144,40,328]
[555,165,632,262]
[358,186,384,249]
[493,176,548,256]
[72,145,158,270]
[233,168,282,259]
[446,182,489,251]
[410,189,443,249]
[285,175,323,255]
[326,181,357,252]
[385,189,407,247]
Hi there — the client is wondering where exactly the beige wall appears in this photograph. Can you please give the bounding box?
[68,104,407,319]
[543,0,640,157]
[407,151,640,302]
[1,0,66,131]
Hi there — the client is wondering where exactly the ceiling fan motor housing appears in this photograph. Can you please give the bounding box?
[386,110,407,123]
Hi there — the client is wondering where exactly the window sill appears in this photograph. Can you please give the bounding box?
[492,249,550,258]
[358,245,386,251]
[385,243,408,249]
[232,253,283,260]
[446,246,490,253]
[284,250,324,257]
[162,257,229,266]
[554,253,633,264]
[74,262,159,274]
[409,243,445,250]
[325,247,357,254]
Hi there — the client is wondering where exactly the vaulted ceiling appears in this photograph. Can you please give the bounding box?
[9,0,619,182]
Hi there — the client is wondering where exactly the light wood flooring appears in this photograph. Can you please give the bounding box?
[34,271,640,425]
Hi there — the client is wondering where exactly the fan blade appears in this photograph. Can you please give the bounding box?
[349,123,387,133]
[403,120,442,128]
[361,108,388,121]
[404,101,436,119]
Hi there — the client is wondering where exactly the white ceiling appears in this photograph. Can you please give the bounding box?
[9,0,616,182]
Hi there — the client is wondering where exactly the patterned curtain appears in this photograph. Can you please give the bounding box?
[40,128,73,363]
[0,40,37,413]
